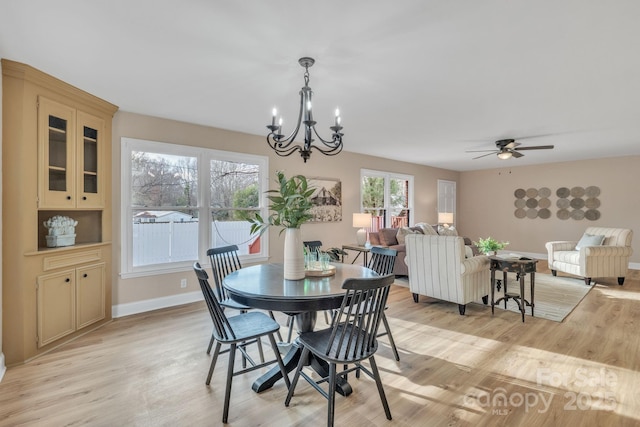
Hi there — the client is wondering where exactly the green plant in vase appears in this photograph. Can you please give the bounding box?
[473,236,509,255]
[246,171,315,280]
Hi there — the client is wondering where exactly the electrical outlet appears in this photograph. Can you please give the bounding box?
[180,278,187,288]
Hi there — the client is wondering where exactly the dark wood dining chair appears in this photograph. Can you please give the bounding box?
[284,274,395,427]
[367,246,400,361]
[206,245,283,357]
[193,262,291,424]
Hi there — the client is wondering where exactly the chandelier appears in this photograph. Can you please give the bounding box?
[266,57,344,162]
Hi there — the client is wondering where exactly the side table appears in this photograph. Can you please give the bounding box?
[341,244,371,266]
[489,256,538,322]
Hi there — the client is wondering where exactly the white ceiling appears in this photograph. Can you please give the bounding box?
[2,0,640,171]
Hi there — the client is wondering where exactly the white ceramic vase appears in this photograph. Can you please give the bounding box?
[283,227,305,280]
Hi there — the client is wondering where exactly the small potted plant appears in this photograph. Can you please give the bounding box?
[247,171,315,280]
[473,237,509,255]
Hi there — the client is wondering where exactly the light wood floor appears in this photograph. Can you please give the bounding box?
[2,262,640,426]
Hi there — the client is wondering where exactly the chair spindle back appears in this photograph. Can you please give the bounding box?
[326,274,395,360]
[207,245,242,302]
[194,262,236,341]
[367,246,398,275]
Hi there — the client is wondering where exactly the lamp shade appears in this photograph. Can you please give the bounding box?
[438,212,454,225]
[352,213,372,228]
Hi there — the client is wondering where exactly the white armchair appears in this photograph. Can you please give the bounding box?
[405,234,491,315]
[546,227,633,286]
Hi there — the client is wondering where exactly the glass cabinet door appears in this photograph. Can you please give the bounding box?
[38,97,76,208]
[76,111,105,207]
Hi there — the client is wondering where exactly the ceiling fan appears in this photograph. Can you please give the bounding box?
[467,139,555,160]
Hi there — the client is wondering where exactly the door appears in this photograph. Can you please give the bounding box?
[37,269,76,347]
[38,97,76,208]
[76,111,105,207]
[76,263,106,329]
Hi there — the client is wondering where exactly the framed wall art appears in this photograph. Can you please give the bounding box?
[308,177,342,222]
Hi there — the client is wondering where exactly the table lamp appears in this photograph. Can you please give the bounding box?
[352,213,372,246]
[438,212,454,229]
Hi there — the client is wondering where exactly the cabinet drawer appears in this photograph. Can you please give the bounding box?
[43,248,103,271]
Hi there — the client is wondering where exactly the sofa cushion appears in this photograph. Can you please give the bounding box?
[378,228,399,246]
[414,222,439,236]
[575,233,605,250]
[438,226,459,236]
[554,250,581,264]
[396,227,420,244]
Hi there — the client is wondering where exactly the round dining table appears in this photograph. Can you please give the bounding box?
[223,262,378,394]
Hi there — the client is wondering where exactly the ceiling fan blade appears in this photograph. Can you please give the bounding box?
[511,150,524,158]
[465,149,498,153]
[514,145,555,151]
[472,152,497,160]
[505,141,521,149]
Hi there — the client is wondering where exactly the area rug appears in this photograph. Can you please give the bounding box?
[394,274,594,322]
[489,273,594,322]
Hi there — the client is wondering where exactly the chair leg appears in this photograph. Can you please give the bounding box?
[206,341,222,385]
[255,336,265,363]
[285,346,310,406]
[327,362,337,427]
[381,313,400,361]
[324,310,330,324]
[267,333,290,388]
[287,316,295,343]
[369,355,392,420]
[206,334,215,354]
[222,344,236,424]
[268,311,283,342]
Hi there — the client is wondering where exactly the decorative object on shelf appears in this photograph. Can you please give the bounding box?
[437,212,454,233]
[353,213,372,246]
[473,236,509,255]
[248,171,315,280]
[43,215,78,247]
[266,57,344,163]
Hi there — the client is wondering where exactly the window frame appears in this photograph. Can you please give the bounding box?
[360,168,414,228]
[120,137,269,278]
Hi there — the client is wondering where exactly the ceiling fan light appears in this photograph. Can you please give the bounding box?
[497,150,513,160]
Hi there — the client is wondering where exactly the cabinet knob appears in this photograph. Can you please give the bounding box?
[83,273,88,278]
[82,196,87,200]
[66,196,72,200]
[65,278,70,282]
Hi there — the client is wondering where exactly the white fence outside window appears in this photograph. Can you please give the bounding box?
[132,221,256,266]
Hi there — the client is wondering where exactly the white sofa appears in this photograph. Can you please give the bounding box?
[405,234,491,315]
[545,227,633,286]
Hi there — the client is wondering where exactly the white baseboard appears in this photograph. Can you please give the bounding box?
[112,291,203,318]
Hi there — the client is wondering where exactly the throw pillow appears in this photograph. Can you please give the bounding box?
[575,233,605,250]
[378,228,399,246]
[396,227,419,244]
[414,222,439,236]
[438,226,459,236]
[464,245,474,259]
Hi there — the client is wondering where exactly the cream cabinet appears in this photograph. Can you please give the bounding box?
[2,59,118,365]
[38,96,106,209]
[37,263,106,347]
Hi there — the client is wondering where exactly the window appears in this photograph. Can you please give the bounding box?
[121,138,268,277]
[361,169,413,231]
